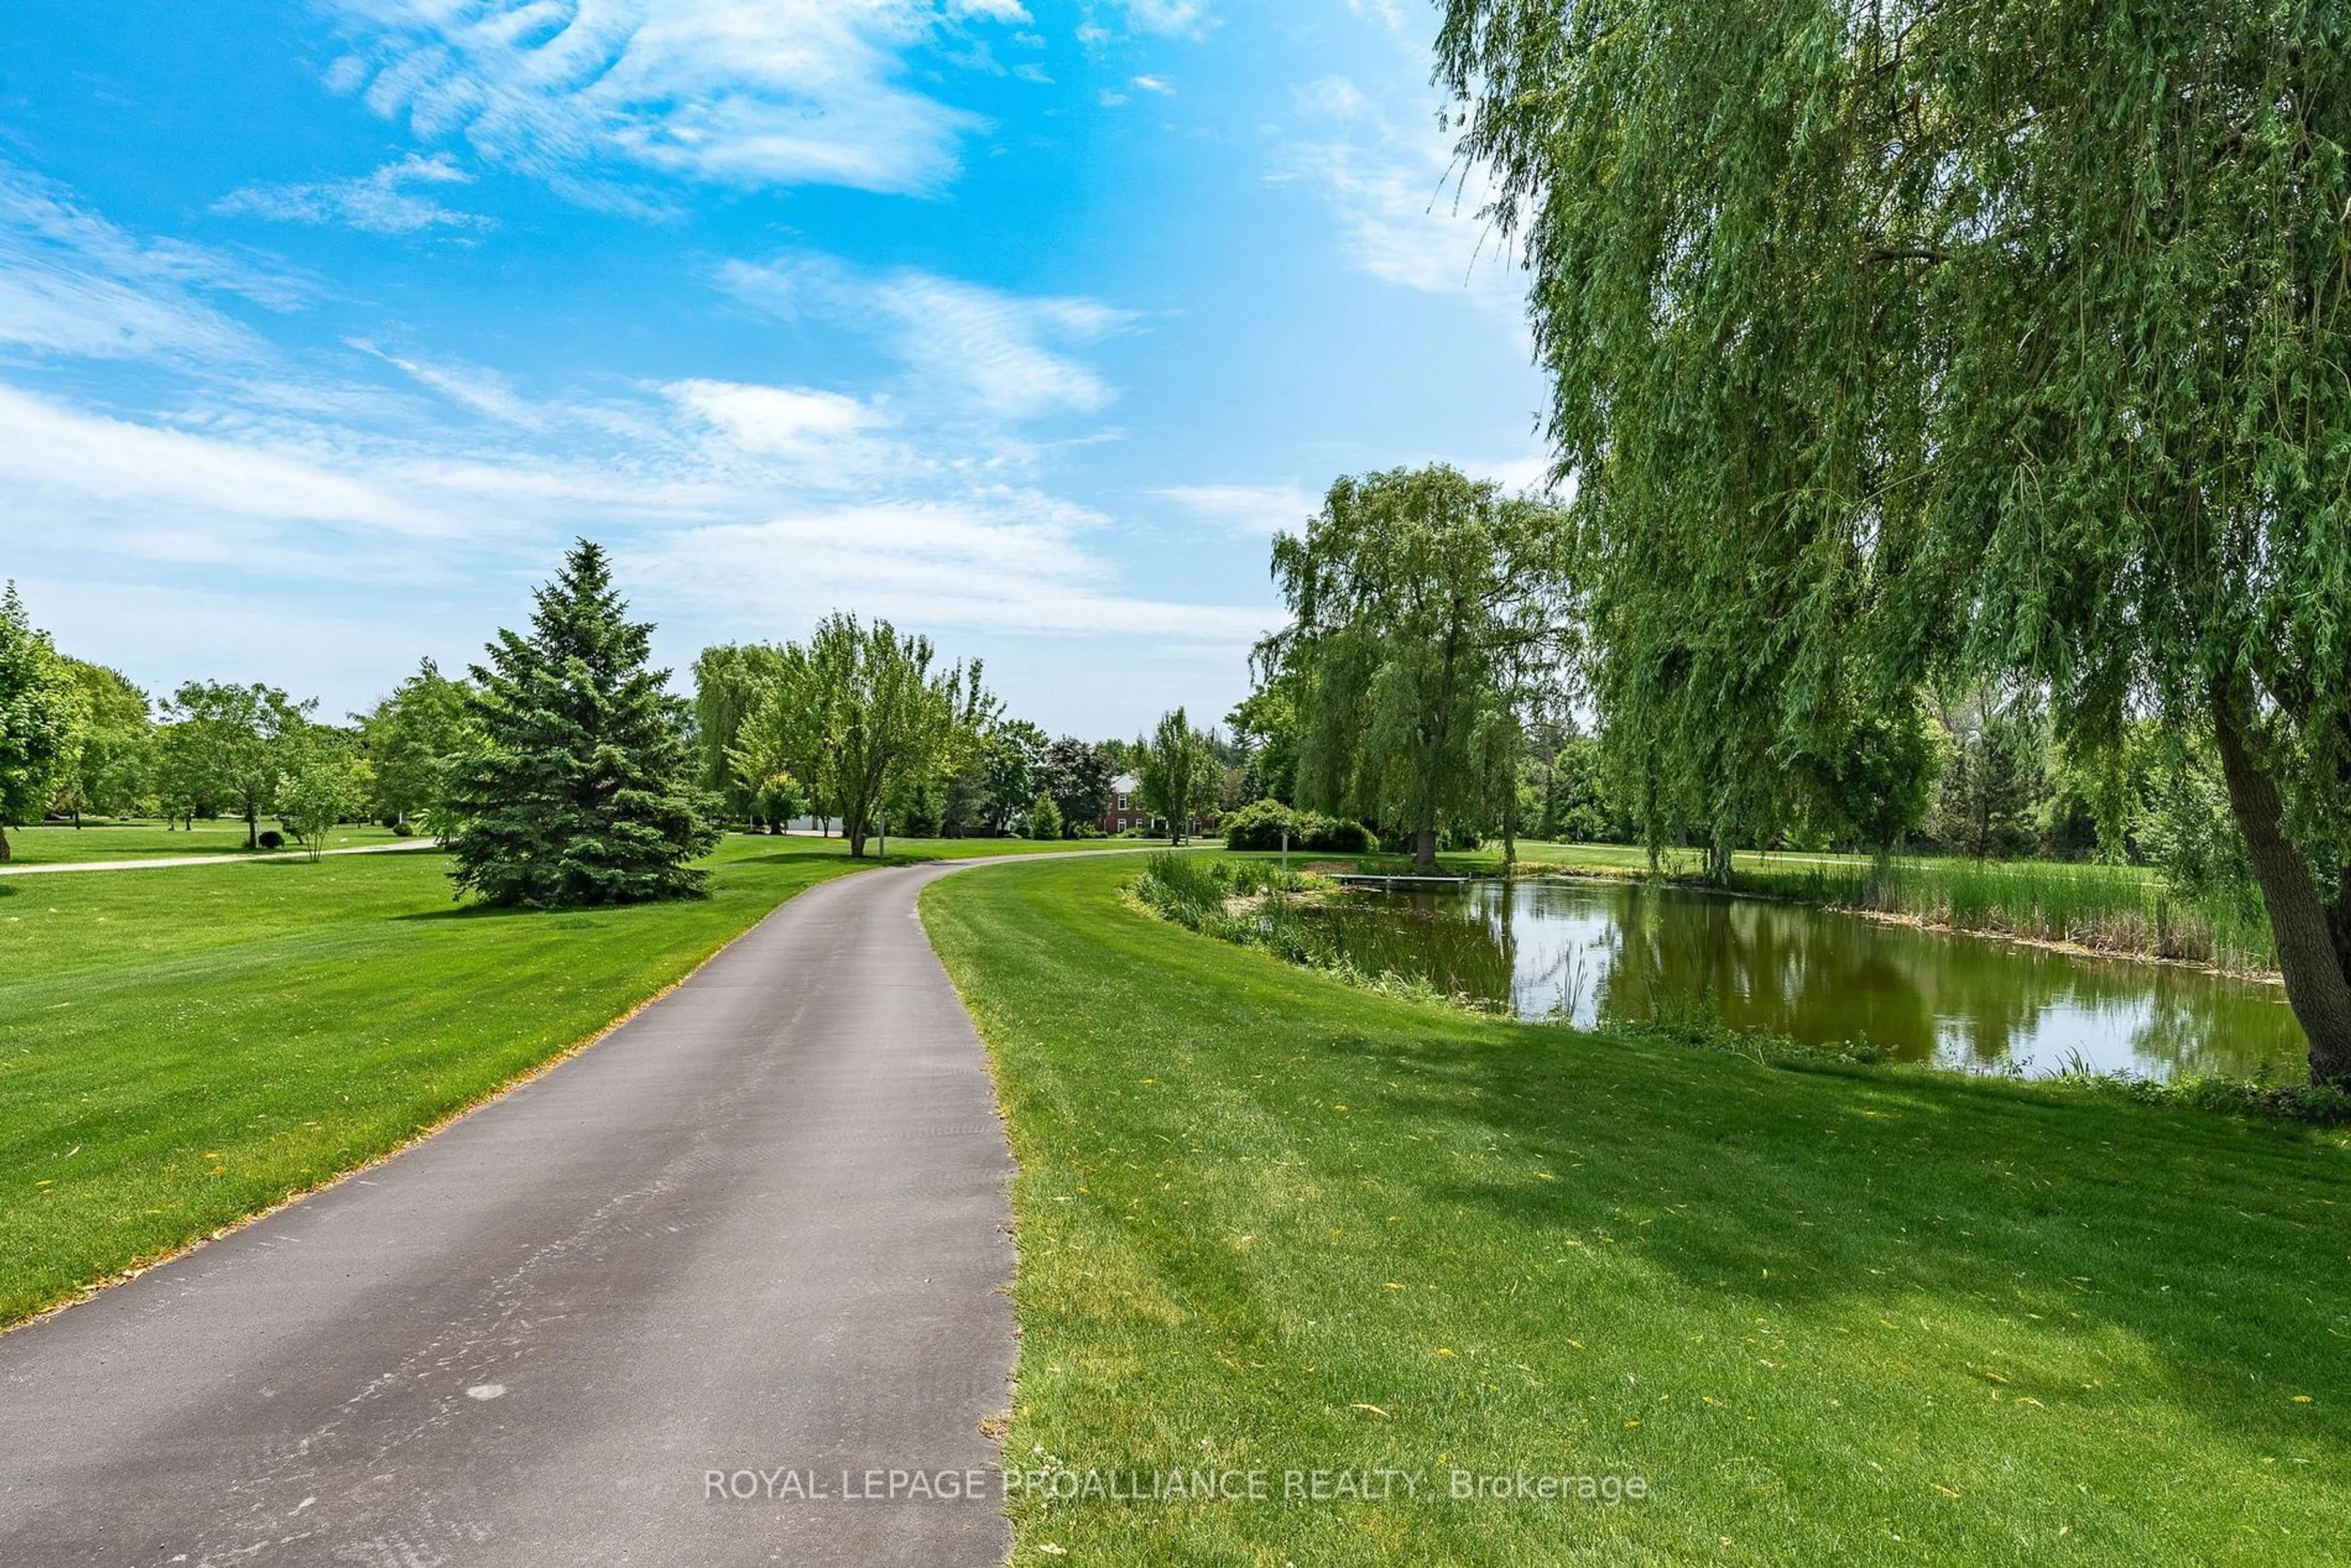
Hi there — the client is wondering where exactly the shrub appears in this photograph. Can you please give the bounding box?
[1307,817,1372,853]
[1223,799,1300,851]
[257,830,285,850]
[1223,799,1372,853]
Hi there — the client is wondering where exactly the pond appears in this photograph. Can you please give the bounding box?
[1310,877,2304,1081]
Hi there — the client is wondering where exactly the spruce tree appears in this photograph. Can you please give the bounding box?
[445,541,718,907]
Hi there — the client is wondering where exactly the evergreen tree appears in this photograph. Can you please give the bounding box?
[444,541,718,907]
[1026,792,1062,841]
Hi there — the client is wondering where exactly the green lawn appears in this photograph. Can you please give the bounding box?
[922,853,2349,1566]
[0,832,1107,1328]
[2,818,409,864]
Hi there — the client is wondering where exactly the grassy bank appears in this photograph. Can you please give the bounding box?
[1501,844,2277,976]
[0,833,1092,1329]
[923,854,2349,1566]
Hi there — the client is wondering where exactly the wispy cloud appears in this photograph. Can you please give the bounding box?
[1103,0,1213,38]
[0,162,290,363]
[0,383,446,539]
[663,378,898,490]
[323,0,1027,197]
[1155,482,1323,538]
[719,257,1134,419]
[1280,75,1517,306]
[216,154,492,236]
[634,495,1270,642]
[351,341,547,427]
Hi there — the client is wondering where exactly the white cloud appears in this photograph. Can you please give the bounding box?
[1283,75,1519,306]
[0,384,448,538]
[663,378,896,489]
[0,163,283,363]
[1098,90,1131,108]
[1131,74,1174,94]
[1108,1,1212,37]
[719,257,1133,419]
[324,0,1024,197]
[216,154,492,236]
[668,380,880,451]
[353,342,546,427]
[1155,482,1323,537]
[636,497,1270,642]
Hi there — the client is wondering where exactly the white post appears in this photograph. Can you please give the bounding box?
[1281,829,1289,879]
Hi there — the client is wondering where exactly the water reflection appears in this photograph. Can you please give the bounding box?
[1311,878,2304,1080]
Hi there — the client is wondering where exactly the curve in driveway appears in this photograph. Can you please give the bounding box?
[0,860,1018,1567]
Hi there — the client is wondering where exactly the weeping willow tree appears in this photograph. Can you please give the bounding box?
[1441,0,2351,1079]
[1260,465,1570,871]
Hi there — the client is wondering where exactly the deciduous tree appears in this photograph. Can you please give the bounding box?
[279,754,372,862]
[0,585,83,862]
[979,720,1050,836]
[1038,736,1112,836]
[1442,0,2351,1077]
[162,680,313,850]
[358,658,474,835]
[1260,466,1569,871]
[691,643,788,825]
[51,659,151,826]
[1137,708,1219,846]
[732,613,994,858]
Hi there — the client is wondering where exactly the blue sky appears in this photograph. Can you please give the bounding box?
[0,0,1544,738]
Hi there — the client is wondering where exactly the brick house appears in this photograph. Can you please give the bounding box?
[1099,773,1151,835]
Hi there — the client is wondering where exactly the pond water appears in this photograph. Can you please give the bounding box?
[1311,877,2304,1081]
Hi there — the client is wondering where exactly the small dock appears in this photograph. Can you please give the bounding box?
[1332,872,1475,892]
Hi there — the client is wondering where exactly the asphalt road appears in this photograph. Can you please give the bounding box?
[0,861,1020,1566]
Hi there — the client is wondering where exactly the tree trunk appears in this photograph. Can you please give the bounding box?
[0,823,10,861]
[1414,825,1438,873]
[245,808,258,850]
[2211,675,2351,1083]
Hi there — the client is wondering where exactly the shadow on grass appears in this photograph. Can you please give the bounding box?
[1316,1019,2349,1453]
[725,847,867,868]
[390,896,669,925]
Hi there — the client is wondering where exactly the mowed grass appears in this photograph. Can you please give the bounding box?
[0,832,1103,1328]
[3,818,408,864]
[922,854,2350,1566]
